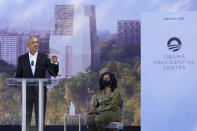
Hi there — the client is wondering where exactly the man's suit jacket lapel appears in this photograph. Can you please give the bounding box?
[34,52,42,77]
[24,53,34,77]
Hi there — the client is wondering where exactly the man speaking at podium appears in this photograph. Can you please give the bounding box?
[15,36,59,131]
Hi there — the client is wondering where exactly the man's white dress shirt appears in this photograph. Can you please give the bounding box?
[29,51,38,76]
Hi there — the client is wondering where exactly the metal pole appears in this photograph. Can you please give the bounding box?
[39,80,44,131]
[22,79,26,131]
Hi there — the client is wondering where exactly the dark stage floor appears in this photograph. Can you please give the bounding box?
[0,125,140,131]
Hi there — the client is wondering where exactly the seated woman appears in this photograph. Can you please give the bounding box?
[87,72,122,131]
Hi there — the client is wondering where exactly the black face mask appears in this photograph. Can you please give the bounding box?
[103,80,111,87]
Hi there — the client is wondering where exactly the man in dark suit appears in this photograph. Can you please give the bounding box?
[15,36,59,131]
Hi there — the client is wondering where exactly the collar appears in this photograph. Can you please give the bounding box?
[29,51,38,57]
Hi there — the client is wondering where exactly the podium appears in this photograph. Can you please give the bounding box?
[6,78,59,131]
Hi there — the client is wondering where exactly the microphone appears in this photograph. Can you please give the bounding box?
[31,61,34,66]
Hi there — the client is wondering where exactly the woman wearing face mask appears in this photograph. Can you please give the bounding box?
[86,72,122,131]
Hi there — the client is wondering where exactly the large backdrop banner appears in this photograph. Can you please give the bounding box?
[141,12,197,131]
[0,0,140,126]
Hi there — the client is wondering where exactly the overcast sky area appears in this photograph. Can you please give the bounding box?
[0,0,196,32]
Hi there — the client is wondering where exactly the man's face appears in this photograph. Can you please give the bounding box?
[27,37,39,54]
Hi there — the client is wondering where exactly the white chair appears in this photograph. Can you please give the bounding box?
[106,99,124,131]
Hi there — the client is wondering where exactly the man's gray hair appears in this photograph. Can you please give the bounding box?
[28,36,38,44]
